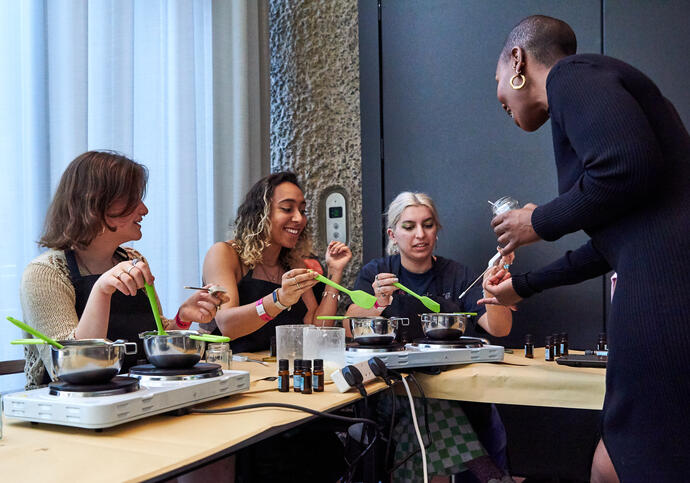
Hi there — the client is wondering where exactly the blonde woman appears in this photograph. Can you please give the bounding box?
[346,191,514,481]
[203,171,352,353]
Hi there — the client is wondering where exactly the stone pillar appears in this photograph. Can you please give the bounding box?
[269,0,363,286]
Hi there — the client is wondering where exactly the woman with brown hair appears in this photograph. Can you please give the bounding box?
[203,171,352,353]
[20,151,225,389]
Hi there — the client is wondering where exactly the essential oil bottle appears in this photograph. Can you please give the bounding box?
[524,334,534,359]
[545,336,555,361]
[293,359,303,393]
[301,359,312,394]
[278,359,289,392]
[560,333,569,356]
[597,332,608,351]
[313,359,325,392]
[553,334,561,357]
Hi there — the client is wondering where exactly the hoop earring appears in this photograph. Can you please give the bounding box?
[510,73,526,90]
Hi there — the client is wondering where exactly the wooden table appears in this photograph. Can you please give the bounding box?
[411,348,605,410]
[0,359,387,482]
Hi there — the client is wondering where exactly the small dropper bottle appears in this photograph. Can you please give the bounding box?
[545,336,555,361]
[278,359,289,392]
[301,360,312,394]
[560,333,569,356]
[553,333,561,357]
[293,359,303,393]
[313,359,325,392]
[524,334,534,358]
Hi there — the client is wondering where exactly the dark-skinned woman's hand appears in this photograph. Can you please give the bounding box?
[491,203,541,256]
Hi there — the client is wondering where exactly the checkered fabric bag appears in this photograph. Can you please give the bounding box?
[393,397,485,482]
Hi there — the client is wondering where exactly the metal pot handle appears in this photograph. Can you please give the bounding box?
[113,342,138,355]
[420,314,430,323]
[389,317,409,326]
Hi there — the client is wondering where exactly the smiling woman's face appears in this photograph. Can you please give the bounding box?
[268,182,307,249]
[495,56,550,132]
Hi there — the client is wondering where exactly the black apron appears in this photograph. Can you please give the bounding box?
[65,248,154,370]
[217,269,308,353]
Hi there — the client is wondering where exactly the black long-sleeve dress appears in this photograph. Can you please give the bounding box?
[510,54,690,481]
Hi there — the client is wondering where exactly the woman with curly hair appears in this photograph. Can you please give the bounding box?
[203,171,352,353]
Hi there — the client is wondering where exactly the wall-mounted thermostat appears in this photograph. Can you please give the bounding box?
[324,188,347,245]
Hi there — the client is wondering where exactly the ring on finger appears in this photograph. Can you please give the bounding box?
[115,271,125,280]
[216,304,221,311]
[131,258,140,266]
[126,265,137,275]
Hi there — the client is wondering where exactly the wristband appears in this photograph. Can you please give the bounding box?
[272,289,289,310]
[255,298,273,322]
[175,311,192,329]
[374,300,387,310]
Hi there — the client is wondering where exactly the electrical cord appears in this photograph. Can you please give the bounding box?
[401,376,428,483]
[408,373,433,447]
[189,401,379,482]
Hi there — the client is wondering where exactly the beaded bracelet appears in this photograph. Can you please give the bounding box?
[175,311,192,329]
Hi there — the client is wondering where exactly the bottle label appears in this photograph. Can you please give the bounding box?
[278,375,282,388]
[295,375,302,389]
[313,375,318,388]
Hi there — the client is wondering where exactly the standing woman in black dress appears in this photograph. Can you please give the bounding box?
[480,15,690,482]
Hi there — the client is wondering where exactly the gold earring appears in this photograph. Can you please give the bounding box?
[510,73,526,90]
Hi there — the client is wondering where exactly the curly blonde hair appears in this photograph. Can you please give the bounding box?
[231,172,312,269]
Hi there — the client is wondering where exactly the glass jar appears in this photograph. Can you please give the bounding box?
[206,343,231,370]
[490,196,520,216]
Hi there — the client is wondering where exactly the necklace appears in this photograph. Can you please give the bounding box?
[256,263,283,283]
[75,252,117,276]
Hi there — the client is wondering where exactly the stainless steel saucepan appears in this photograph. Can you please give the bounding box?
[420,312,476,340]
[12,338,138,384]
[349,317,409,345]
[139,330,206,368]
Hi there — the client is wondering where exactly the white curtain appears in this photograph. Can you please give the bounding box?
[0,0,268,392]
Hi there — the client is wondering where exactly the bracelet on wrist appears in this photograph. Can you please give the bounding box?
[255,298,274,322]
[175,311,192,329]
[322,289,340,301]
[374,300,388,310]
[272,288,290,311]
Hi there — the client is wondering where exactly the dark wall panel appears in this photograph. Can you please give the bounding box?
[378,0,604,349]
[604,0,690,127]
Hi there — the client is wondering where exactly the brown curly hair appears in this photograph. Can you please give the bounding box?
[231,171,311,269]
[39,151,147,250]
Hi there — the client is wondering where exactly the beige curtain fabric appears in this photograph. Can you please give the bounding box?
[212,0,270,242]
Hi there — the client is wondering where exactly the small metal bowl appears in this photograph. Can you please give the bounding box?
[139,330,206,368]
[349,317,409,345]
[51,339,138,384]
[420,313,474,340]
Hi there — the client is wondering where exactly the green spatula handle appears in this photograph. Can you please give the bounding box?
[393,282,422,299]
[311,272,353,296]
[144,283,166,335]
[6,316,64,349]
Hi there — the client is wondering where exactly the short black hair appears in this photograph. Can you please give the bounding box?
[500,15,577,67]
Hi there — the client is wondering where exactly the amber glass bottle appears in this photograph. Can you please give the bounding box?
[278,359,289,392]
[301,360,312,394]
[524,334,534,359]
[313,359,325,392]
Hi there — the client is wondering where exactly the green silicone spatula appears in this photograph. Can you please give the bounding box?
[310,271,377,309]
[316,316,348,320]
[189,334,231,343]
[6,316,64,349]
[144,283,167,335]
[393,282,441,313]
